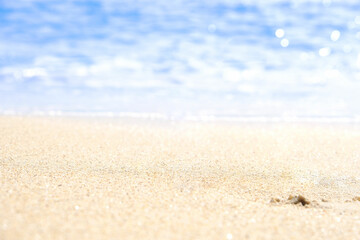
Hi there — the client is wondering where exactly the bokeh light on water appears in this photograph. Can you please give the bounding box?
[1,0,360,119]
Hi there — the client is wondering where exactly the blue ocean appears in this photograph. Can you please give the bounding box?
[1,0,360,121]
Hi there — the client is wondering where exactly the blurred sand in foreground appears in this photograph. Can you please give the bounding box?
[1,116,360,240]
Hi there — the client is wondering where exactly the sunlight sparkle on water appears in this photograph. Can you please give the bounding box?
[330,30,340,41]
[280,38,289,47]
[275,28,285,38]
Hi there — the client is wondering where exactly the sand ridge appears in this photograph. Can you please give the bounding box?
[1,116,360,239]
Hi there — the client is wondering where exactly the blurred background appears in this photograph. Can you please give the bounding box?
[1,0,360,120]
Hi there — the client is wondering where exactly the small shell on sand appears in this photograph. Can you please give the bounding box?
[288,195,310,206]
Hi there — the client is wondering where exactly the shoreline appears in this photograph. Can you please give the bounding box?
[1,111,360,124]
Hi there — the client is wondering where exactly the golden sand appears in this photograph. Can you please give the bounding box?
[1,116,360,239]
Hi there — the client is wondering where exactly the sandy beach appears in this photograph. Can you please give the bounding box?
[1,116,360,240]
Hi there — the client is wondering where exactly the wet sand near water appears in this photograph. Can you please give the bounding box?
[1,116,360,239]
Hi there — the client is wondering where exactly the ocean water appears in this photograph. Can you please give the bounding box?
[1,0,360,120]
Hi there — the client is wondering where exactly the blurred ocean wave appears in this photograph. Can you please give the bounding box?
[1,0,360,117]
